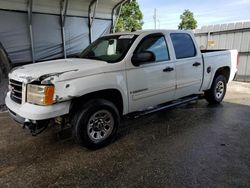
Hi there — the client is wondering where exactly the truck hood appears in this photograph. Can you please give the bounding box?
[10,58,116,83]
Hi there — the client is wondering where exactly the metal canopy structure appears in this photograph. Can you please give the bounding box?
[0,0,127,64]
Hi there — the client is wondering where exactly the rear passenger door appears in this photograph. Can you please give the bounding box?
[170,33,203,99]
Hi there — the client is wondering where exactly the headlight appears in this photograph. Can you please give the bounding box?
[27,84,55,105]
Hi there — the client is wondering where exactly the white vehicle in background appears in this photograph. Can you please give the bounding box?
[6,30,238,149]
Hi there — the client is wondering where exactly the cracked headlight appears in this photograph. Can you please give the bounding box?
[27,84,55,105]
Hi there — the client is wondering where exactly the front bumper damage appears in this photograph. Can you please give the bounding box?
[5,92,71,135]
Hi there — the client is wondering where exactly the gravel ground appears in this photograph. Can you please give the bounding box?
[0,81,249,187]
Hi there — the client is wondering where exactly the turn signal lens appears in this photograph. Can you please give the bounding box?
[44,86,55,105]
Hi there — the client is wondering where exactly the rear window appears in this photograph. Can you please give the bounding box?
[170,33,196,59]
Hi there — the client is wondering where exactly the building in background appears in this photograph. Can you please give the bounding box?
[195,21,250,82]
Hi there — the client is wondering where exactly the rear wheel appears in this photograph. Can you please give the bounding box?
[205,75,227,104]
[71,99,120,149]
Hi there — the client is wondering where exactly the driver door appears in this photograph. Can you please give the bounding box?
[126,34,176,112]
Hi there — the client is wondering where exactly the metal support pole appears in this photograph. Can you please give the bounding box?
[88,0,98,44]
[206,32,210,49]
[60,0,68,58]
[27,0,35,63]
[113,4,123,33]
[110,0,128,33]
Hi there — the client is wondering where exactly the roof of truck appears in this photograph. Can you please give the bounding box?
[105,29,193,36]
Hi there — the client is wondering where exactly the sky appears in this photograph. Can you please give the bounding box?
[137,0,250,29]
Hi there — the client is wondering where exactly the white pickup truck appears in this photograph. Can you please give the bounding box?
[5,30,238,149]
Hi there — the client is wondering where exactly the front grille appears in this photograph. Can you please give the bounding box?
[9,79,23,104]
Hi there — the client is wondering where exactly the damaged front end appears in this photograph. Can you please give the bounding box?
[23,119,50,136]
[8,108,52,136]
[7,67,76,136]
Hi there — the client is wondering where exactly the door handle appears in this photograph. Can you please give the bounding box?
[163,67,174,72]
[193,62,201,67]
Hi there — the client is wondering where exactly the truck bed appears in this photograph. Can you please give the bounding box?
[200,49,238,91]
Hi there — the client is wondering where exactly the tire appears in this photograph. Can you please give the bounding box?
[0,67,3,83]
[71,99,120,149]
[205,75,227,104]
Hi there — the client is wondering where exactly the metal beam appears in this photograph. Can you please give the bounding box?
[110,0,128,33]
[60,0,69,58]
[88,0,98,44]
[27,0,35,63]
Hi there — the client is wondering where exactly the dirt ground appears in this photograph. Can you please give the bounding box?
[0,81,249,188]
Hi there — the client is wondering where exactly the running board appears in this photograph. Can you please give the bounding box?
[128,95,200,119]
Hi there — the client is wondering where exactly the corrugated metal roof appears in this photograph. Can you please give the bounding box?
[0,0,126,19]
[195,21,250,33]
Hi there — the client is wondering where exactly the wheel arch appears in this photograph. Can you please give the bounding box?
[70,89,125,118]
[214,66,230,83]
[206,66,231,90]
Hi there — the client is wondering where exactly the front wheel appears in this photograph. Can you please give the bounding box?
[204,75,227,104]
[71,99,120,149]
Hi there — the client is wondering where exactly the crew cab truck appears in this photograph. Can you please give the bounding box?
[5,30,238,149]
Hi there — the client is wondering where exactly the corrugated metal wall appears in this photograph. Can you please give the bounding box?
[195,22,250,82]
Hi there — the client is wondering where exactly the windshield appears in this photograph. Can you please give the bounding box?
[79,35,138,63]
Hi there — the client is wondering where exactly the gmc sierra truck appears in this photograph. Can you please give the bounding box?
[5,30,238,149]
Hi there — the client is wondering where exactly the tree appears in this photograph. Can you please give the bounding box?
[178,10,197,30]
[115,0,143,32]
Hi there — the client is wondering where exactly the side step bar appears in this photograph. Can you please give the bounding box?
[128,95,201,119]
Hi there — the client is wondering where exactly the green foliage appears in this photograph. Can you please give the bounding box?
[178,9,197,30]
[115,0,143,32]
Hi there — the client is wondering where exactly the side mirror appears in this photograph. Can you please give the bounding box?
[131,51,156,66]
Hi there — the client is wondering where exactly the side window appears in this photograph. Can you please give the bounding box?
[135,35,170,62]
[170,33,196,59]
